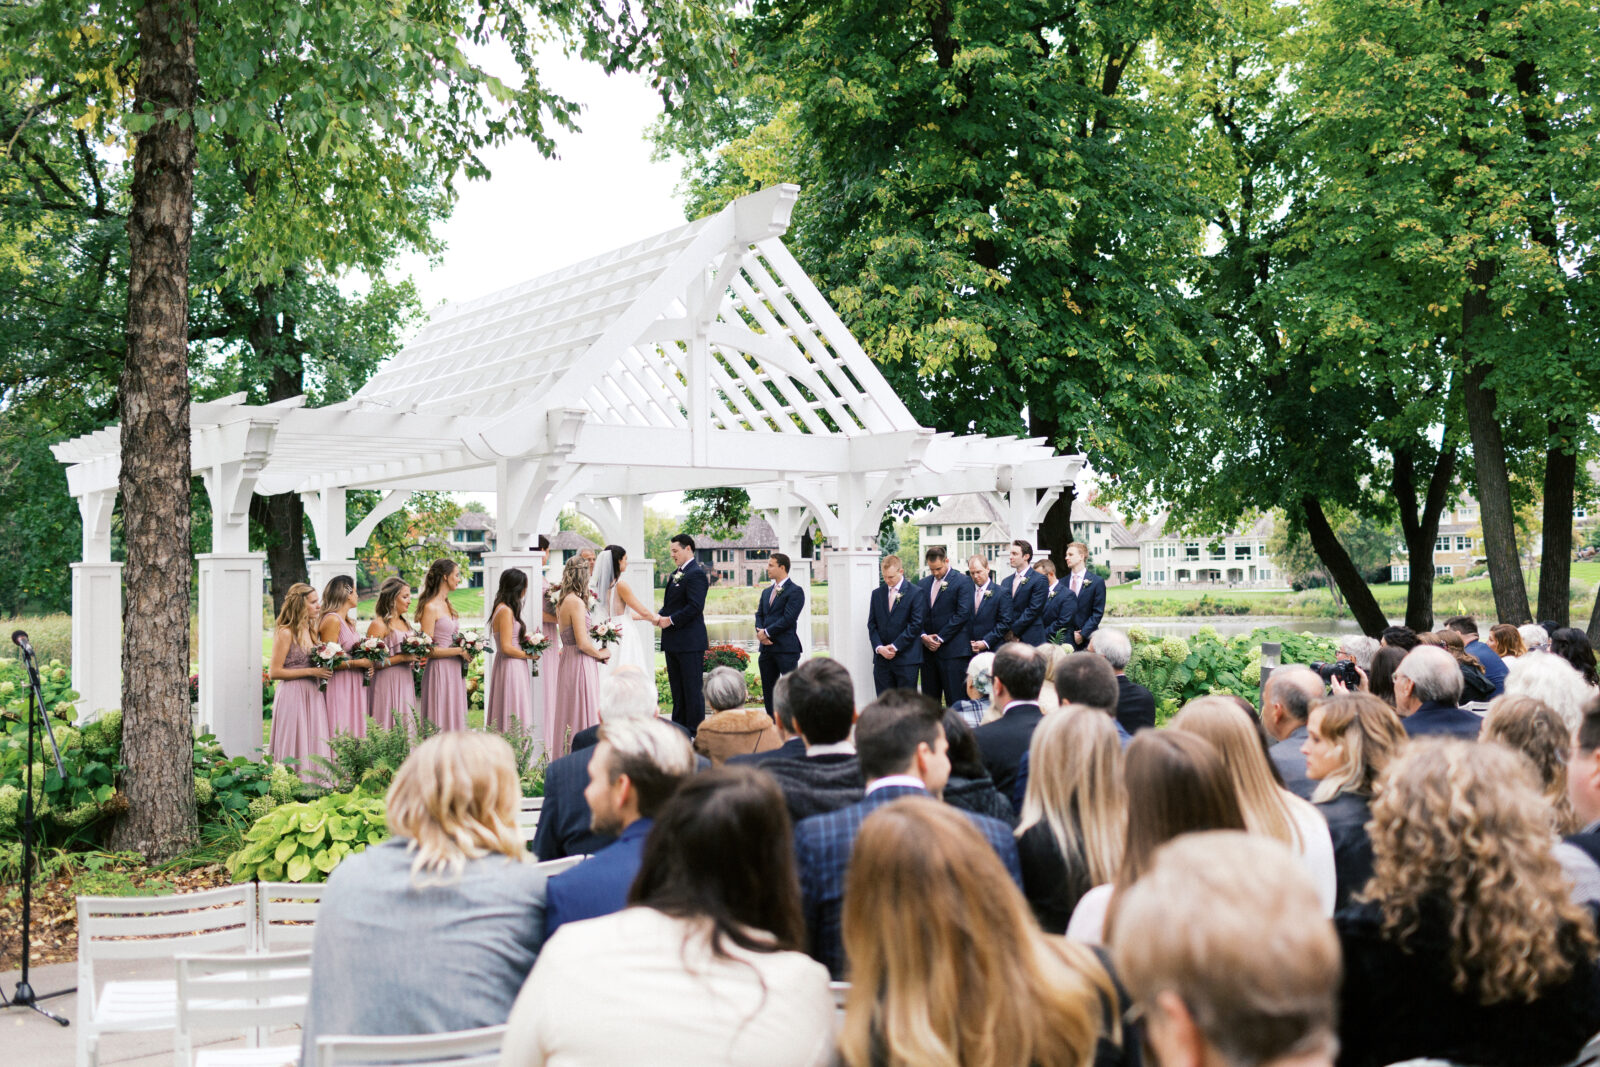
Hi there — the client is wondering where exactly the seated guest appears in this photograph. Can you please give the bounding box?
[301,733,546,1061]
[693,665,780,764]
[1091,627,1156,734]
[1336,634,1379,673]
[503,768,835,1066]
[1489,622,1528,659]
[543,718,696,939]
[973,643,1048,800]
[795,689,1022,978]
[940,709,1015,825]
[727,672,806,765]
[1260,665,1324,799]
[1015,708,1127,934]
[1551,627,1600,689]
[1067,730,1246,944]
[1444,614,1508,695]
[1114,832,1341,1067]
[1504,650,1594,732]
[535,666,661,860]
[840,797,1118,1067]
[1366,645,1406,708]
[1437,628,1496,705]
[1038,643,1073,714]
[756,657,865,822]
[1393,645,1481,738]
[1521,623,1553,654]
[950,650,995,729]
[1011,651,1130,808]
[1172,697,1337,914]
[1482,695,1580,834]
[1562,702,1600,905]
[1336,739,1600,1067]
[1300,693,1407,909]
[1380,624,1419,651]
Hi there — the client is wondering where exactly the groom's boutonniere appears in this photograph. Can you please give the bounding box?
[671,571,682,585]
[982,587,993,600]
[1047,588,1057,599]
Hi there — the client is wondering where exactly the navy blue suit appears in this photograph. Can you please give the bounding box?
[1041,580,1078,645]
[543,817,651,939]
[660,558,710,732]
[999,569,1048,645]
[918,570,974,705]
[968,580,1012,652]
[1466,639,1509,697]
[794,784,1022,978]
[727,735,806,766]
[1063,571,1107,649]
[754,578,805,717]
[533,746,617,861]
[1403,700,1482,739]
[868,578,925,694]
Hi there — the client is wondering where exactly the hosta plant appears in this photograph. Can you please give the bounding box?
[227,791,388,884]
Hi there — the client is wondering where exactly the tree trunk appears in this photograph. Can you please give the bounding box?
[1460,358,1531,625]
[1302,494,1388,636]
[1537,427,1577,627]
[250,492,308,614]
[246,279,309,611]
[110,0,198,860]
[1587,584,1600,647]
[1038,489,1077,573]
[1391,443,1456,631]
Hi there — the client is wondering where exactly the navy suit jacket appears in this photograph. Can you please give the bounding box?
[1042,581,1079,644]
[794,784,1022,978]
[919,571,974,660]
[868,580,925,666]
[727,736,806,766]
[659,559,709,653]
[755,579,805,656]
[1403,701,1482,739]
[1064,571,1107,647]
[999,570,1048,645]
[533,747,617,861]
[974,702,1044,801]
[968,581,1012,651]
[1466,639,1509,696]
[543,817,652,939]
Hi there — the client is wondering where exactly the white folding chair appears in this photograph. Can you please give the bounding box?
[315,1024,507,1067]
[515,796,543,844]
[77,885,257,1067]
[256,883,325,951]
[533,855,585,878]
[830,981,849,1030]
[174,950,311,1067]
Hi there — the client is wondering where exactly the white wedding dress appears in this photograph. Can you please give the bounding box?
[594,558,657,686]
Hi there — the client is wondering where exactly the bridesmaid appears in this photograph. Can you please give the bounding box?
[486,569,535,733]
[552,556,609,755]
[318,575,373,741]
[537,535,561,753]
[366,577,419,731]
[268,583,334,769]
[416,557,469,731]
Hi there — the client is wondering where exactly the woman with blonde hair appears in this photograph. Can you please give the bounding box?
[1301,693,1408,908]
[551,555,609,754]
[841,796,1119,1067]
[1171,696,1337,914]
[1036,644,1075,715]
[1015,707,1127,934]
[299,732,547,1060]
[268,582,333,766]
[1482,694,1580,834]
[1337,739,1600,1067]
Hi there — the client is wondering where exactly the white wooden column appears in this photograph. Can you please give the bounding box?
[200,446,271,757]
[70,488,120,722]
[822,549,879,710]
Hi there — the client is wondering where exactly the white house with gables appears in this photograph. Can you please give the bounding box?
[1137,515,1286,590]
[913,495,1127,579]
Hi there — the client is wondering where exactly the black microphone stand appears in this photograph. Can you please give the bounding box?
[5,634,71,1025]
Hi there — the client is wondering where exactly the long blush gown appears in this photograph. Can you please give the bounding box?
[368,627,418,731]
[421,613,467,731]
[551,604,600,756]
[486,623,535,734]
[269,642,330,769]
[539,615,561,754]
[323,614,367,740]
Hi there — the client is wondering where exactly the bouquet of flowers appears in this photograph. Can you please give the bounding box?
[453,628,490,677]
[399,632,436,696]
[354,636,390,686]
[589,619,624,649]
[308,642,347,693]
[520,630,552,677]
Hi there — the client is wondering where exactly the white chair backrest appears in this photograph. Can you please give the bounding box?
[257,882,325,951]
[533,855,584,878]
[316,1024,507,1067]
[514,800,541,844]
[175,950,312,1060]
[519,797,544,813]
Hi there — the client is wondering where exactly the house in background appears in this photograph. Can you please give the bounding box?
[1137,514,1284,590]
[547,529,600,567]
[1388,501,1482,582]
[450,511,496,587]
[693,517,833,585]
[912,494,1133,582]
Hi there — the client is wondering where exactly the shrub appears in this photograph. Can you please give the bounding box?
[227,791,389,883]
[312,716,437,796]
[0,702,120,852]
[655,668,672,708]
[192,734,309,828]
[1125,627,1338,711]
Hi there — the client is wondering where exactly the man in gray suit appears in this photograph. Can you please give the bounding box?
[1261,666,1324,800]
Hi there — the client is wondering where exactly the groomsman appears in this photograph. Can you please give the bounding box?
[868,555,925,694]
[918,547,973,706]
[754,553,805,717]
[1035,558,1078,645]
[657,534,710,732]
[966,554,1012,654]
[1062,541,1107,650]
[999,539,1048,645]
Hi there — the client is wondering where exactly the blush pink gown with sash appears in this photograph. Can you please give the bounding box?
[421,613,467,731]
[269,642,330,769]
[368,627,418,731]
[322,614,367,740]
[551,604,600,756]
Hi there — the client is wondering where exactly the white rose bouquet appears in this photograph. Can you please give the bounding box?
[399,632,436,695]
[520,631,553,677]
[308,642,347,693]
[453,628,490,676]
[355,636,390,685]
[589,619,624,648]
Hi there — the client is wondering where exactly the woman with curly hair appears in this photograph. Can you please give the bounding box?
[1301,693,1407,909]
[1482,695,1580,834]
[1336,738,1600,1067]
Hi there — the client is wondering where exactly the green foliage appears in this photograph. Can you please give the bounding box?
[0,700,119,853]
[1125,626,1338,710]
[312,717,437,797]
[350,491,469,590]
[226,792,389,884]
[682,489,751,541]
[191,736,309,828]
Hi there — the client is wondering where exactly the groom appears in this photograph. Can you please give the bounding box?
[657,533,710,734]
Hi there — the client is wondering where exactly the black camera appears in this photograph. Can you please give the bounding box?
[1311,660,1360,689]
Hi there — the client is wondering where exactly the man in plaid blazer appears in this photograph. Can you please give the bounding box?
[793,689,1022,978]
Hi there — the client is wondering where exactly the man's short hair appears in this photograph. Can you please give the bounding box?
[967,553,987,569]
[597,718,696,819]
[600,665,659,721]
[855,690,944,781]
[1089,627,1132,670]
[1337,635,1379,672]
[992,642,1047,702]
[1113,831,1340,1067]
[670,533,696,552]
[1053,652,1119,712]
[925,546,948,563]
[771,552,791,573]
[784,657,855,744]
[770,672,797,733]
[1068,540,1090,558]
[1397,645,1464,705]
[880,554,902,571]
[1012,539,1033,561]
[1380,625,1419,651]
[1264,666,1320,724]
[1443,615,1479,637]
[1033,558,1057,578]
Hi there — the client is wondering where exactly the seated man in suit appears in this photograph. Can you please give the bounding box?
[1090,627,1156,734]
[793,688,1022,978]
[754,657,865,822]
[727,672,807,766]
[869,554,925,694]
[1061,541,1107,651]
[999,539,1048,645]
[918,546,974,706]
[1394,645,1483,739]
[754,552,805,717]
[966,554,1013,656]
[972,642,1047,800]
[1261,665,1324,800]
[543,718,696,938]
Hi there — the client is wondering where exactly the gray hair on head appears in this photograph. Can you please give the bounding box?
[1337,635,1379,672]
[1089,627,1132,670]
[600,664,660,722]
[703,665,749,713]
[1396,645,1464,705]
[966,651,995,698]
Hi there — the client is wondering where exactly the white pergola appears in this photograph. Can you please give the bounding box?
[55,184,1082,753]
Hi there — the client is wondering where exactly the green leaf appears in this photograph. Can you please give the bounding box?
[275,837,300,863]
[286,854,313,882]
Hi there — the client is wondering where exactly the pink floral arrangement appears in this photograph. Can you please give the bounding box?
[308,642,347,693]
[589,619,624,649]
[520,631,552,677]
[453,628,490,676]
[355,636,390,685]
[399,632,435,695]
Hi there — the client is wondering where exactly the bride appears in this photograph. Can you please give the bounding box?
[592,544,660,684]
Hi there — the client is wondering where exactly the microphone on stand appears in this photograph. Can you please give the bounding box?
[11,629,32,655]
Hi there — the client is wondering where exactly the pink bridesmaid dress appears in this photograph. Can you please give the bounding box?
[368,627,418,731]
[269,642,330,769]
[421,612,467,731]
[323,614,367,741]
[485,622,534,733]
[551,604,600,756]
[539,617,561,753]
